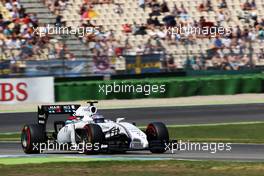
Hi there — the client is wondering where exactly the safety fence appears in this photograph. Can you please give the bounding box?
[55,74,264,101]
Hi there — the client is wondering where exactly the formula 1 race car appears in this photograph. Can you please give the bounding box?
[21,101,172,154]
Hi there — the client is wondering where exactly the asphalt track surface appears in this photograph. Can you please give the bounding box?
[1,103,264,162]
[1,103,264,133]
[1,142,264,162]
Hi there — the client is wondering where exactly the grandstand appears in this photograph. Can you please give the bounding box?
[1,0,264,76]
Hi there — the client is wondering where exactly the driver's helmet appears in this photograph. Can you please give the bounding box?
[92,114,105,123]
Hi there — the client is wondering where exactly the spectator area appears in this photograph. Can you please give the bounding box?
[0,0,75,61]
[56,0,264,69]
[1,0,264,70]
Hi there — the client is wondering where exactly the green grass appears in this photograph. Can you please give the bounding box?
[0,157,111,165]
[168,122,264,143]
[1,122,264,143]
[1,160,264,176]
[0,133,20,141]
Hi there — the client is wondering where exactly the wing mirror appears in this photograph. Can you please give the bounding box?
[89,106,97,114]
[116,118,125,123]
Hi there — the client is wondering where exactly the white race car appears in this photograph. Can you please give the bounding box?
[21,101,171,154]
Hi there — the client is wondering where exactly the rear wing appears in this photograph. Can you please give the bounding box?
[38,105,81,125]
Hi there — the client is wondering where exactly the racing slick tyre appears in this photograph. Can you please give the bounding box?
[21,124,47,154]
[146,122,169,153]
[83,124,105,154]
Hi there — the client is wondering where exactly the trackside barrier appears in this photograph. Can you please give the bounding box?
[55,74,264,101]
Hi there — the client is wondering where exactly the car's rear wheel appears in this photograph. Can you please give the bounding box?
[146,122,169,153]
[21,124,47,154]
[82,124,105,154]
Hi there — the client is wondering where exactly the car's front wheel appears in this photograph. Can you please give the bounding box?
[146,122,169,153]
[82,124,105,154]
